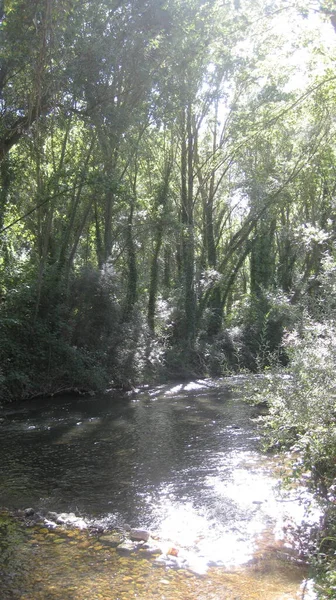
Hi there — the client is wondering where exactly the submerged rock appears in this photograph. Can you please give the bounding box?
[55,513,88,529]
[99,532,125,547]
[139,540,163,556]
[116,539,140,554]
[46,512,59,521]
[130,528,150,542]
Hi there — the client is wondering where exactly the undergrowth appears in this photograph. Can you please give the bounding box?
[251,317,336,599]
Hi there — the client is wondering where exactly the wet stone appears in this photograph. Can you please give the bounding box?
[116,540,140,554]
[99,532,125,547]
[130,528,150,542]
[55,513,88,529]
[46,512,59,522]
[64,530,79,538]
[76,540,92,549]
[139,543,163,556]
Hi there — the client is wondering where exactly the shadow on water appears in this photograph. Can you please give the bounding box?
[0,378,319,598]
[0,380,256,519]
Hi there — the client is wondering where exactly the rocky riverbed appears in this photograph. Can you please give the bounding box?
[0,507,316,600]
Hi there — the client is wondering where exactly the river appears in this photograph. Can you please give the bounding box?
[0,377,319,599]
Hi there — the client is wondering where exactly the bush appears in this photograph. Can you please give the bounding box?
[0,266,122,401]
[260,320,336,457]
[253,317,336,598]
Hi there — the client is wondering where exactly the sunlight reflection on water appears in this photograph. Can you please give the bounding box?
[0,377,322,592]
[143,444,322,574]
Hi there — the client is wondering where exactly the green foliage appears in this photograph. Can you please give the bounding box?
[163,341,207,382]
[195,326,242,376]
[252,309,336,596]
[0,3,335,596]
[0,267,121,401]
[260,320,336,457]
[230,290,297,370]
[0,0,336,401]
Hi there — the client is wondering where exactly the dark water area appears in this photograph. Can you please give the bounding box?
[0,378,319,598]
[0,379,260,520]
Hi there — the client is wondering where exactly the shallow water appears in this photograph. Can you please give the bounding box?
[0,378,318,598]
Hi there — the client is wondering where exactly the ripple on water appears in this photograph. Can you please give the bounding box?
[0,378,321,598]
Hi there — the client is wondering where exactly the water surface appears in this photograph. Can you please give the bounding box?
[0,378,318,598]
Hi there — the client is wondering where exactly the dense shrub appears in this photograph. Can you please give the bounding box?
[0,267,121,401]
[252,318,336,598]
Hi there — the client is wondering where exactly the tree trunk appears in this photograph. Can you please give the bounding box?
[181,100,196,345]
[147,162,171,332]
[122,199,138,322]
[0,157,11,241]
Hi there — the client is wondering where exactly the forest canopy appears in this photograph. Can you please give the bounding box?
[0,0,336,400]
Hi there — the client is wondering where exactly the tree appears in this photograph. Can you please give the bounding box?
[1,0,336,397]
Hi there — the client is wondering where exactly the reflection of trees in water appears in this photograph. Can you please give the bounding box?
[0,385,259,523]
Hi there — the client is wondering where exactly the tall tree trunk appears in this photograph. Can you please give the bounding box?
[122,199,137,322]
[147,232,163,333]
[34,140,54,322]
[163,245,171,294]
[94,201,104,270]
[277,207,296,293]
[0,158,11,270]
[195,100,222,336]
[205,100,222,335]
[57,137,95,275]
[147,162,171,332]
[104,186,114,265]
[0,157,10,233]
[181,100,196,345]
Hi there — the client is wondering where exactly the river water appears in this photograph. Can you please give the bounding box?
[0,378,319,599]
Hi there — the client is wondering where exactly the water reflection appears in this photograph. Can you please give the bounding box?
[0,378,319,573]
